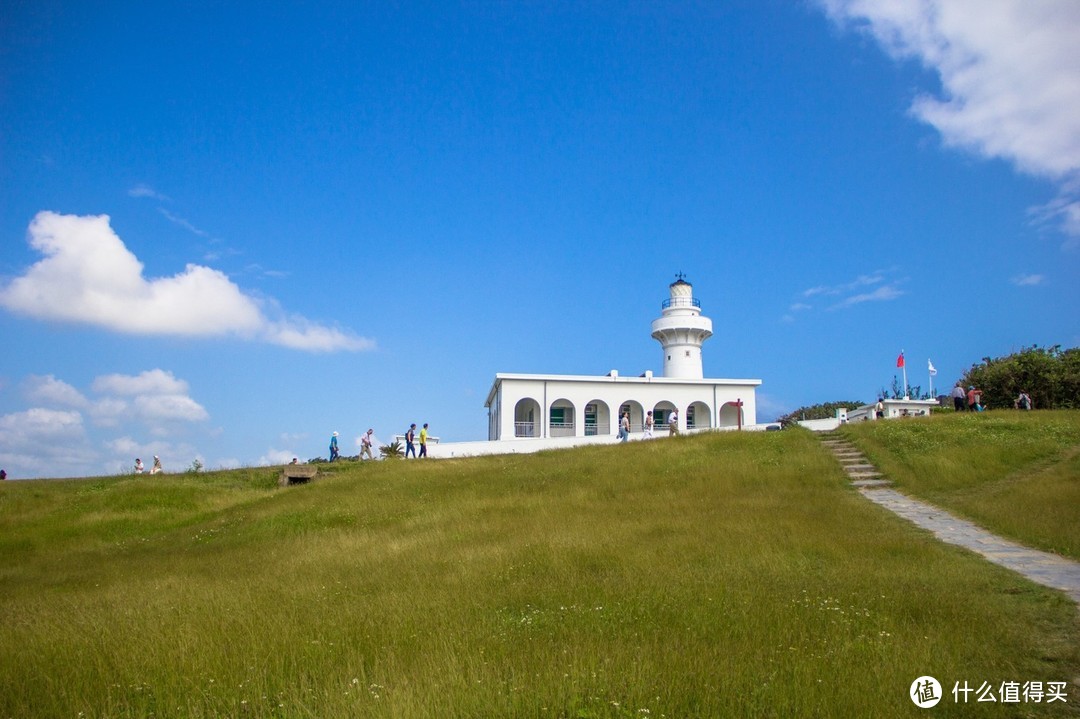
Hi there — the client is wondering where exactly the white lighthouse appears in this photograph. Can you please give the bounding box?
[477,274,761,450]
[650,274,713,379]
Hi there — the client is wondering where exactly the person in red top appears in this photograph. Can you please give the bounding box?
[966,386,981,412]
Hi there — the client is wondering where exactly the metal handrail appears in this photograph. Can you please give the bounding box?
[661,297,701,309]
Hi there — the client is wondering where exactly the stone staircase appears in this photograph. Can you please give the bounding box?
[813,429,1080,604]
[817,430,891,488]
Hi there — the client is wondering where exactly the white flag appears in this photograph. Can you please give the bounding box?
[928,359,937,376]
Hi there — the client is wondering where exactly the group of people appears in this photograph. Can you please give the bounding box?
[134,456,163,474]
[950,384,1033,412]
[617,409,679,442]
[403,423,430,458]
[328,423,431,461]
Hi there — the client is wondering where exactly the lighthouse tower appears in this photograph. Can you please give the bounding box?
[650,274,713,379]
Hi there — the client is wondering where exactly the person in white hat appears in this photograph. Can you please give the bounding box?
[329,432,340,461]
[150,456,162,474]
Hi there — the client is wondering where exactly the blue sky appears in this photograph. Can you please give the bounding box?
[2,0,1078,478]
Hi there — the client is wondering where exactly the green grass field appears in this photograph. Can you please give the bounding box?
[1,422,1078,717]
[841,410,1080,560]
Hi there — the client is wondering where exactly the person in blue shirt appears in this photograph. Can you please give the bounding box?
[329,431,339,461]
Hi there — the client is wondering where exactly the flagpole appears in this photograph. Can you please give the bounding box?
[902,349,909,399]
[928,360,934,398]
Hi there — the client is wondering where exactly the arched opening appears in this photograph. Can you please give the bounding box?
[514,398,541,438]
[549,398,576,437]
[584,400,611,436]
[617,400,646,434]
[687,401,712,430]
[652,400,679,433]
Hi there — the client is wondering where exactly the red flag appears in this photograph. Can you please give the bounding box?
[896,352,905,368]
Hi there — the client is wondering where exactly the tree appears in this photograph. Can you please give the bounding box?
[960,345,1080,409]
[777,400,864,428]
[380,440,404,459]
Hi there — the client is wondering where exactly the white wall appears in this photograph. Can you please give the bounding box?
[487,373,761,441]
[431,423,776,459]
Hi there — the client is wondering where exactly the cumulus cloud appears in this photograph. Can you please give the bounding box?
[91,370,209,423]
[0,408,96,476]
[133,394,209,422]
[817,0,1080,243]
[2,368,215,478]
[93,369,189,396]
[0,212,375,352]
[258,448,298,466]
[23,374,89,408]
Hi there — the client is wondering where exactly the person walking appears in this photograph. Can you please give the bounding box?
[419,423,429,458]
[360,429,375,460]
[951,384,966,412]
[619,411,630,442]
[405,423,417,458]
[643,410,654,438]
[668,408,679,436]
[875,398,885,419]
[329,431,339,461]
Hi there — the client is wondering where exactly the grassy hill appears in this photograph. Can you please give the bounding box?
[1,420,1078,718]
[842,410,1080,560]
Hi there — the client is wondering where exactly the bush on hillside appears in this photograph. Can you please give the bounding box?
[960,345,1080,410]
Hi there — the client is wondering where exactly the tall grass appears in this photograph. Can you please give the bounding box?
[1,431,1077,717]
[841,410,1080,559]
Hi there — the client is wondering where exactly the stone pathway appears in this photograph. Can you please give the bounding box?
[817,431,1080,605]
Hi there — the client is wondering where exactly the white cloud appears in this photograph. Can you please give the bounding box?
[0,408,97,477]
[92,369,189,396]
[1011,273,1045,287]
[92,370,208,424]
[796,271,905,313]
[158,208,210,238]
[258,448,297,466]
[89,397,129,428]
[0,212,375,352]
[133,394,209,422]
[1,369,218,478]
[830,283,905,309]
[101,437,200,475]
[128,184,170,201]
[23,374,89,408]
[818,0,1080,242]
[803,273,884,298]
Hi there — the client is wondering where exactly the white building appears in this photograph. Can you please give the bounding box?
[483,276,761,443]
